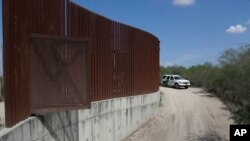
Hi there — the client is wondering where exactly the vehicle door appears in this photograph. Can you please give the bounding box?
[168,76,175,86]
[161,76,167,85]
[166,76,170,86]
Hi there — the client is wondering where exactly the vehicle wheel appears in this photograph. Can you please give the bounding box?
[175,83,179,89]
[164,82,167,87]
[185,86,188,89]
[162,81,166,87]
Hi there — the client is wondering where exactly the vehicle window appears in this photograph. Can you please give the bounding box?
[162,76,166,79]
[166,76,170,80]
[170,76,174,80]
[174,76,183,80]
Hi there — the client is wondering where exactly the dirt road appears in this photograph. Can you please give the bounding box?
[124,87,234,141]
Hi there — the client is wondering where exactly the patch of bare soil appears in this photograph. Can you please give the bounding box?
[123,87,234,141]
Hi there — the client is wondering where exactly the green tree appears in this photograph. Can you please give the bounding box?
[160,44,250,124]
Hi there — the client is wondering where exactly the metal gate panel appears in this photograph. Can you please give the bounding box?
[30,34,91,114]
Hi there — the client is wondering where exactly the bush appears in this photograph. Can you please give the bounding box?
[160,44,250,124]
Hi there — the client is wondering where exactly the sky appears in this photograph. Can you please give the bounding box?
[0,0,250,70]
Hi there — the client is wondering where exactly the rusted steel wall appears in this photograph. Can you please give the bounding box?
[30,34,91,114]
[67,3,160,100]
[3,0,159,127]
[3,0,71,127]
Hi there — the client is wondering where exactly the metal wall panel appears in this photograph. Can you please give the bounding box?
[30,34,91,114]
[3,0,159,127]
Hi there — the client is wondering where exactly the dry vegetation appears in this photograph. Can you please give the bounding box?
[160,44,250,124]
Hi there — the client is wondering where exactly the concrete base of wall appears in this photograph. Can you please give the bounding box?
[0,91,160,141]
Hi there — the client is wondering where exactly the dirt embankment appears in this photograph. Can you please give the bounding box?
[124,87,234,141]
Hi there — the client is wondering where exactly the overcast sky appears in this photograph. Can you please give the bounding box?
[0,0,250,72]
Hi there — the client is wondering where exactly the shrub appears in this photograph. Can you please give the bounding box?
[160,44,250,124]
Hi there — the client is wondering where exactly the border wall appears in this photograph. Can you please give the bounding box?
[3,0,159,127]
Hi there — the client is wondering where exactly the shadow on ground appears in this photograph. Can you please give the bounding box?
[186,131,228,141]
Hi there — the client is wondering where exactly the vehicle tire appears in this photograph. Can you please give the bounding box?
[162,81,166,87]
[185,86,188,89]
[164,82,167,87]
[175,83,179,89]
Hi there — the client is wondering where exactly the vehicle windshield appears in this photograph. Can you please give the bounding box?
[174,76,183,80]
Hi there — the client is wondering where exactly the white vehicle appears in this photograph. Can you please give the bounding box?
[161,74,191,89]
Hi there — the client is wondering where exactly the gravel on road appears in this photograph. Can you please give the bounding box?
[123,87,234,141]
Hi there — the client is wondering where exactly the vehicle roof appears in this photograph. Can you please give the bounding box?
[163,74,182,76]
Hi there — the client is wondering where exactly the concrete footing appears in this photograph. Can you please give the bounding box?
[0,91,160,141]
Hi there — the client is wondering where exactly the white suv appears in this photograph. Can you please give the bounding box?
[161,74,191,89]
